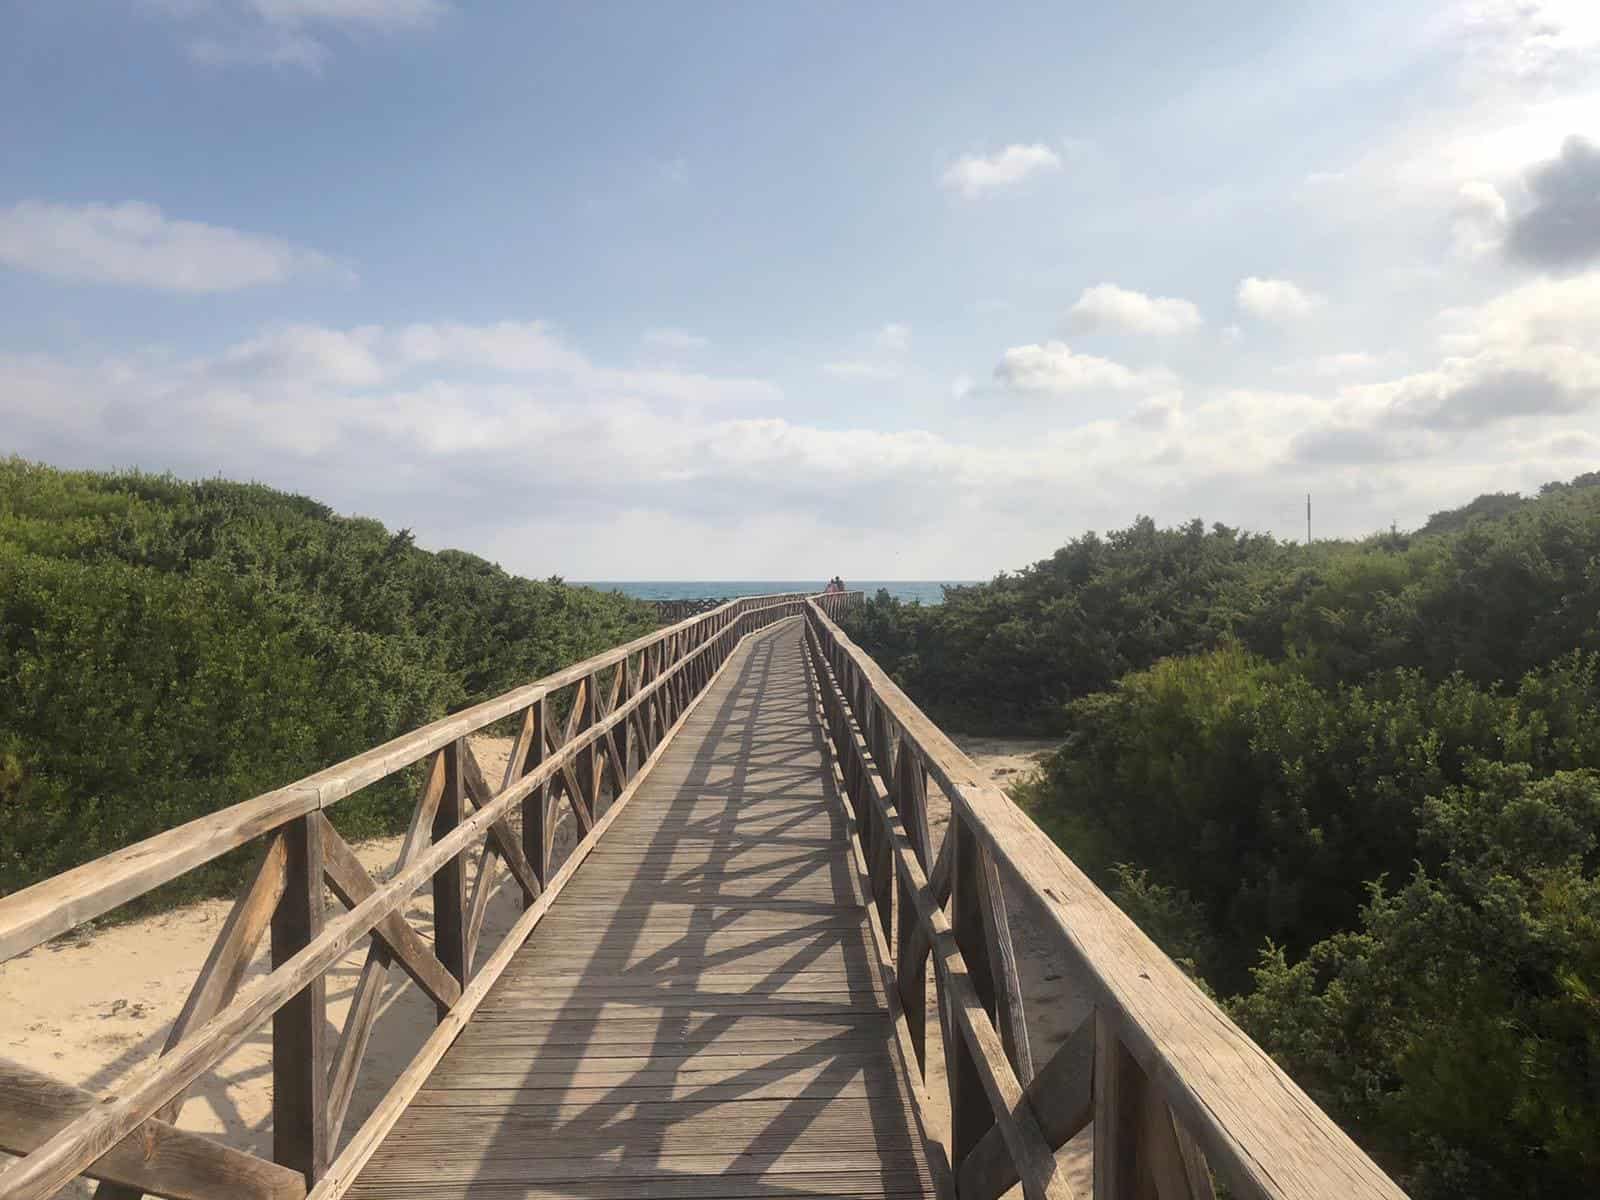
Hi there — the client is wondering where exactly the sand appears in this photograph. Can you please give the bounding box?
[2,736,1090,1196]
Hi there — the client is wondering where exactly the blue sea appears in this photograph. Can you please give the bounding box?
[576,581,972,606]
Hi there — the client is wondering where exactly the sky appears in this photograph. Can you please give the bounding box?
[2,1,1599,580]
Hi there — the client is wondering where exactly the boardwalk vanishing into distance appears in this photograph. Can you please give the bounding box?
[347,621,938,1198]
[0,591,1410,1200]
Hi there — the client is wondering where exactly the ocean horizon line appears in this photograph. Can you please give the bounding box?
[573,579,977,605]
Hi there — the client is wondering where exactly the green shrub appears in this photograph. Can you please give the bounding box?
[0,458,653,902]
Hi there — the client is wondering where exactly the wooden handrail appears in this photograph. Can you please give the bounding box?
[802,598,1408,1200]
[0,592,844,1200]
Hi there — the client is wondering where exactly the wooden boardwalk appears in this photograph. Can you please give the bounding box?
[1,592,1412,1200]
[347,618,939,1199]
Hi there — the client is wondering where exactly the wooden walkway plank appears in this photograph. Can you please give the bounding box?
[346,619,938,1200]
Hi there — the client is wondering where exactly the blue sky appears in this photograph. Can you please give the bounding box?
[3,1,1599,578]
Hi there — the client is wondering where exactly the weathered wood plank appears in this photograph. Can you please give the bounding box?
[958,1014,1095,1200]
[272,814,329,1185]
[978,843,1034,1082]
[462,841,499,972]
[1095,1010,1144,1200]
[459,739,540,905]
[896,869,927,1074]
[159,832,288,1120]
[317,816,462,1011]
[1142,1077,1205,1200]
[431,740,469,1015]
[572,675,600,828]
[93,833,290,1200]
[0,787,317,964]
[0,1059,305,1200]
[324,755,447,1148]
[949,816,997,1167]
[526,696,551,886]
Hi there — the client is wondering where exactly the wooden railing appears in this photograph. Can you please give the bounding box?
[652,596,728,623]
[0,591,846,1200]
[803,599,1409,1200]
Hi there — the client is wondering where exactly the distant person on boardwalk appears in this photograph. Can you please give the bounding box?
[824,576,845,593]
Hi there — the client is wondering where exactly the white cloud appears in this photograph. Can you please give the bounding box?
[1454,0,1600,89]
[1128,392,1184,430]
[389,321,589,374]
[250,0,448,29]
[941,144,1062,196]
[642,328,709,352]
[822,360,903,381]
[994,340,1177,394]
[821,323,913,381]
[874,323,912,354]
[218,324,386,385]
[186,29,329,68]
[0,200,347,292]
[1534,429,1600,459]
[1237,276,1323,322]
[1325,4,1600,198]
[149,0,448,70]
[1435,271,1600,354]
[1362,345,1600,432]
[10,301,1600,576]
[1066,283,1202,336]
[1451,179,1509,258]
[1278,351,1384,378]
[203,319,756,400]
[1283,271,1600,459]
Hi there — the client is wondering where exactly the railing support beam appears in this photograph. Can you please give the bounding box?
[431,740,469,1014]
[272,813,328,1186]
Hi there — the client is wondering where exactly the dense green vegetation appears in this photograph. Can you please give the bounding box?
[0,459,653,902]
[847,473,1600,1198]
[852,471,1600,735]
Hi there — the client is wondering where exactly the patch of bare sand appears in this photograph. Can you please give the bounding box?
[956,736,1060,789]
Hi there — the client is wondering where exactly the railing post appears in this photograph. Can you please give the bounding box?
[660,634,677,722]
[576,672,599,818]
[271,813,328,1185]
[867,704,893,934]
[978,844,1034,1080]
[1094,1010,1142,1200]
[525,696,551,889]
[645,643,663,749]
[948,816,997,1169]
[895,865,926,1074]
[432,739,468,1014]
[632,650,648,763]
[614,659,635,783]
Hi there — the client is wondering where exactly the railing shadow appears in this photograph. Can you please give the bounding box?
[434,619,932,1198]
